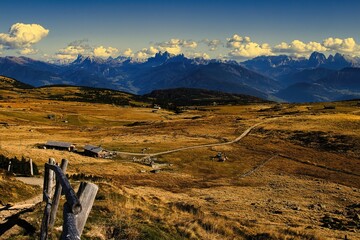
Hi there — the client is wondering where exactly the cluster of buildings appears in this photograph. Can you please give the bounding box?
[44,141,112,158]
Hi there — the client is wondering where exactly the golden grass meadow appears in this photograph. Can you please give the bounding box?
[0,78,359,239]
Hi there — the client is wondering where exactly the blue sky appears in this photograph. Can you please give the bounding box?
[0,0,359,61]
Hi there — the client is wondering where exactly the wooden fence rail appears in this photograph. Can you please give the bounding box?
[40,158,98,240]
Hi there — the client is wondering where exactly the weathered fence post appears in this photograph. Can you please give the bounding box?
[29,158,33,176]
[7,160,11,172]
[40,158,55,240]
[62,203,80,239]
[49,159,68,229]
[48,158,56,197]
[40,158,98,239]
[75,182,99,235]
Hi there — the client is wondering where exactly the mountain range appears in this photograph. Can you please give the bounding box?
[242,52,359,78]
[0,51,359,102]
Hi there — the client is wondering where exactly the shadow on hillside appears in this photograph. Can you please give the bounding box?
[0,207,36,236]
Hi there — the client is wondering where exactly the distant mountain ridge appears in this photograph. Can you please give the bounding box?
[0,51,359,102]
[278,68,337,87]
[243,52,360,79]
[0,52,279,100]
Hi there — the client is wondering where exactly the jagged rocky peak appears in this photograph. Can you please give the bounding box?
[148,51,171,62]
[72,54,105,65]
[250,55,294,67]
[143,51,175,67]
[331,53,351,66]
[334,52,344,59]
[155,51,171,59]
[113,55,131,63]
[168,53,185,61]
[72,54,87,64]
[309,51,327,66]
[2,56,31,65]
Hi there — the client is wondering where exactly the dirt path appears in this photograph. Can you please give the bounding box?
[239,155,278,178]
[15,177,43,187]
[116,118,273,157]
[0,177,43,224]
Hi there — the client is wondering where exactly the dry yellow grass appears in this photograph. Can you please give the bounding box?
[0,95,359,239]
[0,172,40,204]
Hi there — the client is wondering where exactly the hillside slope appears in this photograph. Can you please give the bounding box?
[0,75,33,90]
[144,88,270,106]
[0,76,270,107]
[276,68,360,102]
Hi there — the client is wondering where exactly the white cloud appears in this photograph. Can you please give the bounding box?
[147,46,160,55]
[134,46,160,59]
[55,40,120,61]
[57,45,85,56]
[56,44,86,61]
[226,34,251,48]
[156,40,181,54]
[201,53,210,59]
[18,48,38,55]
[0,23,49,50]
[186,52,210,59]
[68,39,91,49]
[159,38,197,48]
[93,46,119,58]
[181,40,197,48]
[56,39,92,57]
[121,38,199,60]
[54,53,77,61]
[274,42,289,51]
[228,42,273,58]
[226,34,273,58]
[203,39,222,51]
[323,37,359,54]
[154,38,198,55]
[123,48,133,57]
[274,40,327,56]
[225,34,360,58]
[134,50,149,60]
[160,45,182,55]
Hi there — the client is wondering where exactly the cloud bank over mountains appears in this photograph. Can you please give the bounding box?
[1,23,360,62]
[0,23,49,55]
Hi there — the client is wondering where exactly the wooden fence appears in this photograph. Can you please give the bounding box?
[40,158,98,240]
[1,155,38,176]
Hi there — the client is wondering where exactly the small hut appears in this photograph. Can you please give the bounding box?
[212,152,228,162]
[323,105,336,109]
[45,141,75,151]
[153,105,161,110]
[84,145,109,158]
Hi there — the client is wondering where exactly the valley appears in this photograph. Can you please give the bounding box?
[1,1,360,239]
[0,79,359,239]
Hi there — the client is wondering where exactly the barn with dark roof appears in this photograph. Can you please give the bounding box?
[45,141,75,151]
[84,145,109,158]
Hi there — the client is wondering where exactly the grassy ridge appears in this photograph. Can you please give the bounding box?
[0,75,359,239]
[0,76,271,109]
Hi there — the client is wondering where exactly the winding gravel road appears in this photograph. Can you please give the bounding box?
[116,118,272,157]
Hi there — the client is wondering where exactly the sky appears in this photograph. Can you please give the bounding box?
[0,0,359,62]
